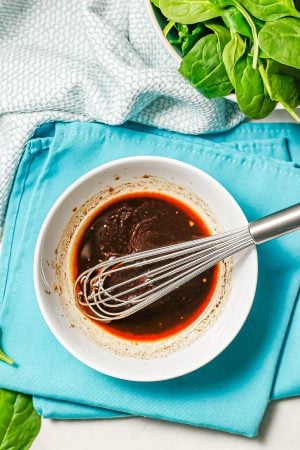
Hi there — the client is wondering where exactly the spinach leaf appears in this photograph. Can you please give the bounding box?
[159,0,222,24]
[234,55,276,118]
[168,23,206,55]
[223,32,246,86]
[258,18,300,69]
[0,389,41,450]
[269,63,300,80]
[155,0,300,122]
[259,60,300,121]
[240,0,300,21]
[231,1,259,68]
[210,0,232,7]
[251,16,265,32]
[206,22,231,49]
[210,0,259,67]
[179,28,233,97]
[222,6,252,39]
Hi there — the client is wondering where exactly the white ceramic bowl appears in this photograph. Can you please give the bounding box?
[34,157,257,382]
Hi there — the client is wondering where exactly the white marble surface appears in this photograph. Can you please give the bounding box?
[30,109,299,449]
[32,398,300,450]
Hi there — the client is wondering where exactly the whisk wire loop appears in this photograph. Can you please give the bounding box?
[74,203,300,322]
[74,226,254,322]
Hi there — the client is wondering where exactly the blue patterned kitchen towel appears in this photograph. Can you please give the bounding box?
[0,0,243,229]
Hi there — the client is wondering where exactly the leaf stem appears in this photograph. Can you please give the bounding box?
[258,63,272,96]
[163,20,175,37]
[282,105,300,122]
[232,1,259,69]
[0,348,14,365]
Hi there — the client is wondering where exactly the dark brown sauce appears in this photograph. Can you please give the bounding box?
[71,192,218,341]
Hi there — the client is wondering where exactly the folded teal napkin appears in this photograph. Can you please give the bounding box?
[0,122,299,437]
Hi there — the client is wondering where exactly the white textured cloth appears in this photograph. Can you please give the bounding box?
[0,0,243,228]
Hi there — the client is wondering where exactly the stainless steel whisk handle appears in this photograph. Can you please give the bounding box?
[249,203,300,244]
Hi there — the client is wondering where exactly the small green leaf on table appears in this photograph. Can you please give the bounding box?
[0,348,13,366]
[0,389,41,450]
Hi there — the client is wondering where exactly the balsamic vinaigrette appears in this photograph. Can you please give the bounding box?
[71,192,219,341]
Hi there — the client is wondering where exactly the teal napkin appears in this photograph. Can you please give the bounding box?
[0,122,299,437]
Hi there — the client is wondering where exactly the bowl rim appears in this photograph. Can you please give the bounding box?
[144,0,182,64]
[34,156,258,381]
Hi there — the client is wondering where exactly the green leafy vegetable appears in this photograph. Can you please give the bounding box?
[151,0,161,6]
[240,0,300,21]
[209,0,232,7]
[211,0,259,67]
[0,389,41,450]
[179,27,233,97]
[258,18,300,69]
[232,1,259,68]
[222,6,253,40]
[206,22,231,49]
[251,15,266,32]
[223,32,246,86]
[168,23,206,55]
[259,60,300,121]
[159,0,222,24]
[234,55,277,118]
[153,0,300,121]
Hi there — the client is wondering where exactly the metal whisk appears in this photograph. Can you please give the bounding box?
[74,204,300,322]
